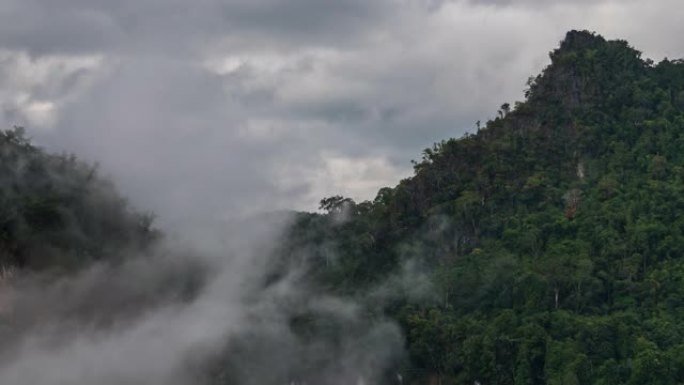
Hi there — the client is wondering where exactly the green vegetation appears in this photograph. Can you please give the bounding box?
[282,31,684,384]
[0,127,158,271]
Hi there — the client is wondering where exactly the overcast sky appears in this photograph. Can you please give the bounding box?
[0,0,683,227]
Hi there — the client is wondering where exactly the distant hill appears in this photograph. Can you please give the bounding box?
[282,30,684,385]
[0,127,158,271]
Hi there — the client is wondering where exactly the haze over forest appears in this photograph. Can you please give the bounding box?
[2,1,684,385]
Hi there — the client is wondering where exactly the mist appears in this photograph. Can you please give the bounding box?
[0,210,408,385]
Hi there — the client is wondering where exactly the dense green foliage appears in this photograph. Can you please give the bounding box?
[0,127,158,271]
[282,31,684,384]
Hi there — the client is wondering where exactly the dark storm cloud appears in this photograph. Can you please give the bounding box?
[467,0,609,5]
[0,0,392,56]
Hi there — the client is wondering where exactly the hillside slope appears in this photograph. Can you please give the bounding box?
[0,128,158,271]
[283,31,684,385]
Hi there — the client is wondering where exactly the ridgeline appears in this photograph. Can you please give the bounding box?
[284,30,684,385]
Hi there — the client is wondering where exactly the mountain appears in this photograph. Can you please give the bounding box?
[282,30,684,385]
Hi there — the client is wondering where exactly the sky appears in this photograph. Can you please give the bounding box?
[0,0,683,228]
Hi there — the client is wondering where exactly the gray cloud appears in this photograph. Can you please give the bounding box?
[0,0,683,226]
[465,0,622,6]
[0,0,394,56]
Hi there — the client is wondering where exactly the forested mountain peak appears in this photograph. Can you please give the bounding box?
[526,30,649,114]
[557,30,607,52]
[283,31,684,384]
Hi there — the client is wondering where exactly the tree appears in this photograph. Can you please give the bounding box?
[319,195,355,214]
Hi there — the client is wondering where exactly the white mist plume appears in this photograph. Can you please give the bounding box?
[0,213,404,385]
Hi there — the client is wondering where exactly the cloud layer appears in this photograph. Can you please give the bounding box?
[0,0,683,226]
